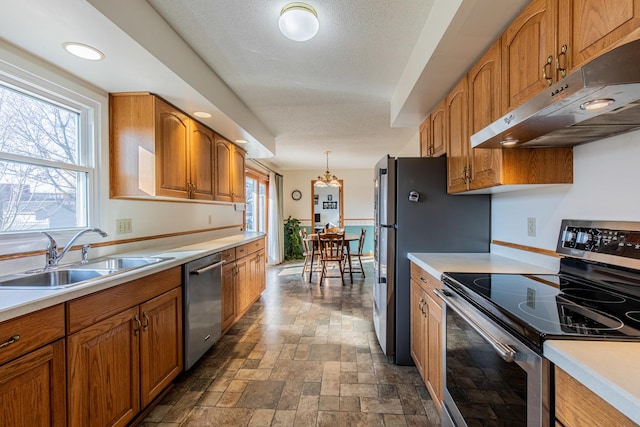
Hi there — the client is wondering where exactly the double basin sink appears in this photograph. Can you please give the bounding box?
[0,256,173,290]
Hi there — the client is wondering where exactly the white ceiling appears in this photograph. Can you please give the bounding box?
[0,0,528,171]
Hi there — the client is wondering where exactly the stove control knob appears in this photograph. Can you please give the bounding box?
[562,230,576,243]
[576,231,592,244]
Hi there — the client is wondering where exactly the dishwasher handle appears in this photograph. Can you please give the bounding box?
[192,260,225,275]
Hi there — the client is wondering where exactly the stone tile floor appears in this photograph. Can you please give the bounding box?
[140,259,441,426]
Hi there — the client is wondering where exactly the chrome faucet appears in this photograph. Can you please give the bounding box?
[42,228,108,268]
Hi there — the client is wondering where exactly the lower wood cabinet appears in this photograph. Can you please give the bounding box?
[410,262,443,411]
[221,247,237,332]
[228,239,266,321]
[555,366,637,427]
[66,268,183,427]
[0,304,66,427]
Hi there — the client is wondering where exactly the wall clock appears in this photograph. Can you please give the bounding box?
[291,190,302,201]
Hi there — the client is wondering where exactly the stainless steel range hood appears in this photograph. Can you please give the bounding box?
[471,39,640,149]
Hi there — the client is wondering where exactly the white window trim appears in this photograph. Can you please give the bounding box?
[0,43,106,245]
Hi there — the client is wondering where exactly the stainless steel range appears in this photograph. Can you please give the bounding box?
[438,219,640,427]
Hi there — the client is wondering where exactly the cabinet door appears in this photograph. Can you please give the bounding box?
[502,0,558,112]
[410,280,426,380]
[155,97,190,198]
[221,261,236,331]
[419,115,432,157]
[0,339,66,427]
[426,295,443,411]
[234,255,250,316]
[431,100,446,158]
[140,287,183,408]
[232,145,246,202]
[67,307,140,427]
[189,120,215,200]
[558,0,640,74]
[467,41,504,190]
[214,136,233,202]
[446,76,470,194]
[254,249,266,294]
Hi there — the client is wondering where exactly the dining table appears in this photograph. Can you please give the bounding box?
[303,233,360,283]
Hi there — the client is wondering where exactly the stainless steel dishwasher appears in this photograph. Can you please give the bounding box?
[183,252,224,370]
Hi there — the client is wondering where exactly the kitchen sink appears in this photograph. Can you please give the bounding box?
[0,256,174,289]
[0,268,114,289]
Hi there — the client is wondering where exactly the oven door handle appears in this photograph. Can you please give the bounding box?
[434,288,517,363]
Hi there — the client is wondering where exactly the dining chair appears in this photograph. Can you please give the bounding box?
[318,231,346,285]
[347,228,366,277]
[299,228,318,279]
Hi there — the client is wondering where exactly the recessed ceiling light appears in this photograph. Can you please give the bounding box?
[62,42,104,61]
[193,111,212,118]
[235,139,248,144]
[279,2,319,42]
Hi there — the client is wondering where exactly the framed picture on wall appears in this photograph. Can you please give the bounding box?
[327,194,333,201]
[314,195,319,205]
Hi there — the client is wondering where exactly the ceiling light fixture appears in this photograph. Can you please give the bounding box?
[193,111,212,118]
[279,2,319,42]
[62,42,104,61]
[234,139,248,144]
[314,151,341,187]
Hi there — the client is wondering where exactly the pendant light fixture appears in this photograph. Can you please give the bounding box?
[314,151,341,188]
[278,2,319,42]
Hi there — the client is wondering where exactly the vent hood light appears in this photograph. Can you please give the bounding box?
[580,98,615,110]
[193,111,211,118]
[62,42,104,61]
[500,137,519,146]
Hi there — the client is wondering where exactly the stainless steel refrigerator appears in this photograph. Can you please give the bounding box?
[373,155,491,365]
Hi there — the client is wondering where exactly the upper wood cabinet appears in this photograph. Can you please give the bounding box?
[502,0,640,113]
[110,92,245,203]
[214,135,246,203]
[419,107,446,158]
[446,76,470,193]
[501,0,558,113]
[558,0,640,74]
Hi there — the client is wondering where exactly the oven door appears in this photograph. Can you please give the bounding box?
[435,286,551,427]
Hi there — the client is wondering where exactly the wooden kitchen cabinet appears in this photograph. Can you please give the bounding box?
[67,268,183,427]
[502,0,640,114]
[465,39,574,193]
[409,262,443,412]
[446,76,470,193]
[555,366,637,427]
[0,304,66,427]
[501,0,558,113]
[214,135,246,203]
[419,108,446,158]
[221,247,237,332]
[234,238,266,318]
[558,0,640,77]
[110,93,216,201]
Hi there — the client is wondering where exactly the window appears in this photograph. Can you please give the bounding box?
[0,77,95,233]
[245,171,268,234]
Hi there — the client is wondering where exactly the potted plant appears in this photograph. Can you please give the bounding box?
[283,216,304,261]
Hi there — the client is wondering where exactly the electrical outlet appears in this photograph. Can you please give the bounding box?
[208,215,212,225]
[527,217,536,237]
[116,218,132,234]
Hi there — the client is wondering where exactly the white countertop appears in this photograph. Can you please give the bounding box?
[407,252,557,279]
[544,340,640,424]
[408,252,640,424]
[0,231,265,322]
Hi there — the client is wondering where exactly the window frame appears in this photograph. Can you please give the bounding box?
[0,54,102,239]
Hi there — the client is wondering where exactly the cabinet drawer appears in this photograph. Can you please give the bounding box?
[221,248,236,263]
[67,267,181,334]
[410,263,442,306]
[237,238,265,257]
[0,304,65,365]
